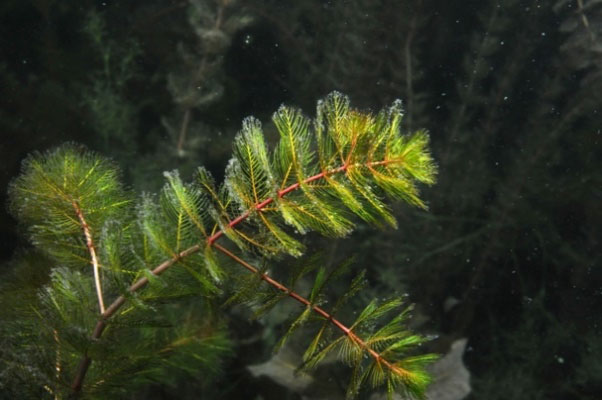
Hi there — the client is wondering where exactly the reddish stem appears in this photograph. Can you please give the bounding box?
[206,164,348,245]
[71,160,394,393]
[212,243,411,379]
[72,201,105,314]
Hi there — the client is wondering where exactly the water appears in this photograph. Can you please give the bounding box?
[0,1,600,399]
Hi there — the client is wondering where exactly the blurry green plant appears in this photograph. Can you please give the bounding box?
[162,0,252,164]
[79,4,252,193]
[81,11,141,154]
[3,92,437,399]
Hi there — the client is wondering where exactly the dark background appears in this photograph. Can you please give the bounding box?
[1,0,600,399]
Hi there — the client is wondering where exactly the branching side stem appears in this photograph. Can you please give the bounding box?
[212,242,414,380]
[71,159,402,393]
[72,200,105,314]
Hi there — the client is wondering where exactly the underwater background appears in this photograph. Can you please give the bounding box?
[0,1,600,399]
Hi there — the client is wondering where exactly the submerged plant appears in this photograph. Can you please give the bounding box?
[4,92,437,399]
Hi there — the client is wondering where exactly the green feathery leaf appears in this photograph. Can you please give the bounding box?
[8,143,131,267]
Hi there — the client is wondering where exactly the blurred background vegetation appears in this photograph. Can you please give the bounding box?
[0,0,600,399]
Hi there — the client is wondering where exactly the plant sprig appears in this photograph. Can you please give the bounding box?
[8,92,437,398]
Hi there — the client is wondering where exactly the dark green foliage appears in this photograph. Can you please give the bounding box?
[81,11,141,153]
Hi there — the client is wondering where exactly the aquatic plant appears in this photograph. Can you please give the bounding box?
[4,92,437,399]
[164,0,252,158]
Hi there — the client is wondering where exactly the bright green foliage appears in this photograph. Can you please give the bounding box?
[344,301,437,399]
[4,92,436,399]
[219,91,436,257]
[250,257,436,399]
[8,143,131,267]
[5,146,231,397]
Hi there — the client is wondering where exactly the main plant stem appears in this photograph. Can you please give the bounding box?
[71,160,398,393]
